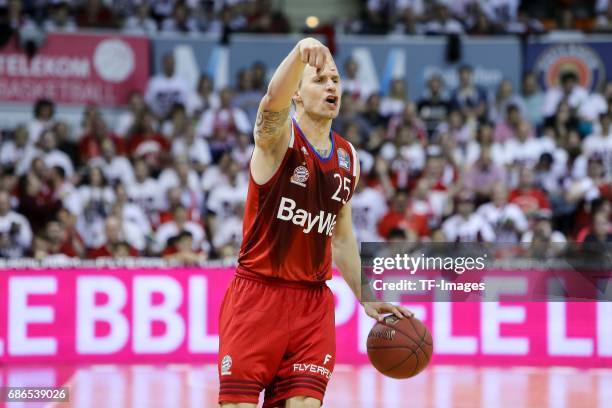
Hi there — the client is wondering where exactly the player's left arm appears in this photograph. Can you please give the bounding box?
[331,172,412,321]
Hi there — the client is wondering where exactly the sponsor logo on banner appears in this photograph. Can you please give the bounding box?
[534,44,605,91]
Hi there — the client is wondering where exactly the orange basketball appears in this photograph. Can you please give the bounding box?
[366,315,433,379]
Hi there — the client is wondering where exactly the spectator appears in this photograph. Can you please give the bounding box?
[154,205,206,253]
[128,159,160,221]
[583,210,612,243]
[36,129,74,178]
[351,180,387,242]
[494,103,529,143]
[451,65,488,120]
[43,1,77,32]
[164,230,207,265]
[161,0,199,33]
[520,72,546,126]
[566,157,607,205]
[417,74,451,137]
[360,93,388,132]
[75,166,115,248]
[116,92,147,138]
[196,87,251,156]
[477,183,528,243]
[521,210,566,258]
[44,220,80,258]
[0,190,32,258]
[1,125,35,175]
[377,191,412,240]
[463,145,506,202]
[211,202,243,258]
[581,112,612,178]
[424,3,464,34]
[206,160,247,225]
[123,0,158,35]
[29,98,55,144]
[49,165,80,215]
[245,0,290,33]
[17,161,62,232]
[127,111,171,175]
[145,53,191,119]
[187,74,221,117]
[505,120,543,170]
[230,133,254,170]
[380,79,409,117]
[75,0,116,28]
[442,190,496,242]
[490,79,524,125]
[342,58,374,103]
[509,166,551,216]
[158,155,204,222]
[88,215,138,258]
[233,68,265,126]
[91,138,135,187]
[542,71,588,117]
[78,114,125,163]
[171,124,212,173]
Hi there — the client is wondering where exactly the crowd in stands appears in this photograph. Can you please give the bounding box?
[2,0,612,40]
[0,0,291,38]
[0,50,610,262]
[357,0,612,35]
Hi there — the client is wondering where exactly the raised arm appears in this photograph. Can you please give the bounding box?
[251,38,330,184]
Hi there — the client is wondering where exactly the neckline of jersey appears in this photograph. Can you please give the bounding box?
[292,117,335,162]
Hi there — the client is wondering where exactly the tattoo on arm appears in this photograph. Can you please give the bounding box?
[255,107,290,141]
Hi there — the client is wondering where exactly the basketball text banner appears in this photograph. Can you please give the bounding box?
[0,268,610,367]
[0,33,149,106]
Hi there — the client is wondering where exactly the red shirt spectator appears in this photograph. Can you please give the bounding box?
[79,116,125,163]
[509,166,551,215]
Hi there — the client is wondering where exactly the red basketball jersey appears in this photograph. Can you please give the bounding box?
[237,118,358,282]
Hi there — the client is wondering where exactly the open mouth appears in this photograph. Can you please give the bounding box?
[325,95,338,108]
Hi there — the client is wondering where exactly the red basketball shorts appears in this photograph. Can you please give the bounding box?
[218,272,336,407]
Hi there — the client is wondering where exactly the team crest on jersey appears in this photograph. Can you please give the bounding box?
[337,148,350,170]
[291,165,309,187]
[221,355,232,376]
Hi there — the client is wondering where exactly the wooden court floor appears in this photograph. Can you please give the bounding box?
[1,364,610,408]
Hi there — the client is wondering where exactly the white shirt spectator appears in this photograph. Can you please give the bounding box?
[351,186,388,242]
[91,156,136,187]
[0,210,32,257]
[171,137,212,167]
[480,0,520,24]
[115,111,137,137]
[0,141,35,171]
[442,213,496,242]
[521,230,567,244]
[424,18,464,34]
[379,97,406,117]
[505,137,546,168]
[582,131,612,177]
[155,220,206,252]
[196,107,251,139]
[128,178,161,216]
[145,74,191,118]
[123,15,157,35]
[41,149,74,178]
[157,168,203,206]
[206,181,248,220]
[212,214,243,249]
[477,202,528,242]
[542,86,589,117]
[579,92,609,122]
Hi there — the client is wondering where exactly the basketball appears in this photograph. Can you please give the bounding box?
[367,315,433,379]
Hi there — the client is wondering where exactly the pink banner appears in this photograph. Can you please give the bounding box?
[0,33,149,106]
[0,268,610,367]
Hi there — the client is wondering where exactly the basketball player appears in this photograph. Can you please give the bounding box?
[218,38,412,408]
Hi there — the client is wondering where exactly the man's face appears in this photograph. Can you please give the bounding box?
[295,62,341,120]
[163,55,175,77]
